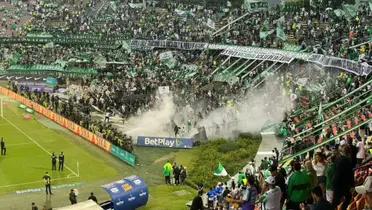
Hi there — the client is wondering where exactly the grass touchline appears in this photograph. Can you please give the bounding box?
[2,115,79,177]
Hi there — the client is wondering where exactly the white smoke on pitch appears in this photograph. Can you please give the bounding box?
[197,78,292,138]
[122,94,177,139]
[121,77,291,139]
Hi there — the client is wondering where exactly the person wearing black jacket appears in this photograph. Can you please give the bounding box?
[332,145,354,210]
[1,138,6,156]
[174,165,181,185]
[190,190,204,210]
[51,153,57,171]
[69,189,77,204]
[58,152,64,171]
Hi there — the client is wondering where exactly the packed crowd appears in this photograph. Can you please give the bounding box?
[280,71,371,157]
[8,81,134,152]
[2,0,371,61]
[191,129,371,210]
[0,1,371,209]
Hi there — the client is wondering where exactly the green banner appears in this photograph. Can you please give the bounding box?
[111,145,136,166]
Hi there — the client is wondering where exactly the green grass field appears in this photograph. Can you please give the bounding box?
[0,95,197,210]
[0,98,118,194]
[0,93,261,210]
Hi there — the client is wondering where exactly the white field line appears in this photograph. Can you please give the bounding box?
[0,176,77,188]
[6,142,32,147]
[2,116,79,177]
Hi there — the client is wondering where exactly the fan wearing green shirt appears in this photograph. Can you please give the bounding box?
[287,162,311,210]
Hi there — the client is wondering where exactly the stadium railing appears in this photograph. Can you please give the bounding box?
[1,36,371,75]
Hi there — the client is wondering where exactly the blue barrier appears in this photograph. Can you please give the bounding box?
[101,176,148,210]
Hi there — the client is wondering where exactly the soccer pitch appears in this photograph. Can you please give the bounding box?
[0,96,119,194]
[0,95,197,209]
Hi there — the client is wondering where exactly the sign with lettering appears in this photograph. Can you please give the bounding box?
[102,176,148,210]
[136,136,193,149]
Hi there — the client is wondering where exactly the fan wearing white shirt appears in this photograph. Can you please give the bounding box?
[260,176,282,210]
[312,152,326,191]
[356,138,365,165]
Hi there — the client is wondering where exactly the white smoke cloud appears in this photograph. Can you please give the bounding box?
[121,94,177,140]
[197,77,291,138]
[120,77,291,140]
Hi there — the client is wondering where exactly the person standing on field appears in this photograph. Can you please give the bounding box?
[1,138,6,156]
[51,152,57,171]
[69,189,77,204]
[43,172,52,195]
[58,152,64,171]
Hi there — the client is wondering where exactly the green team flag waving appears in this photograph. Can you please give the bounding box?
[214,162,228,176]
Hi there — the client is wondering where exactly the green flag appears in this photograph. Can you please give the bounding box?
[214,162,228,176]
[276,26,287,41]
[343,4,357,20]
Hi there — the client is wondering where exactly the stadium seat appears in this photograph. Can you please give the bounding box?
[347,201,357,210]
[356,197,365,210]
[338,202,344,210]
[354,194,362,202]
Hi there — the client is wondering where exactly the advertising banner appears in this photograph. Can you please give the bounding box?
[111,145,136,166]
[0,87,136,166]
[137,136,193,149]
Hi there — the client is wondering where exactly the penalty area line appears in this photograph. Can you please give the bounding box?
[2,116,79,177]
[0,175,78,188]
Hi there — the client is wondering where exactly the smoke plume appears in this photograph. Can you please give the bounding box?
[120,77,291,139]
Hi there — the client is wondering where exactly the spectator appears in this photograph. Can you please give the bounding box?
[180,165,187,184]
[163,160,172,185]
[287,162,311,210]
[174,164,181,185]
[355,176,372,210]
[240,177,258,210]
[312,152,326,192]
[69,189,77,205]
[332,145,354,210]
[269,166,286,208]
[190,190,204,210]
[304,161,318,195]
[325,154,337,203]
[207,187,217,209]
[300,186,332,210]
[260,176,282,210]
[356,138,366,165]
[32,202,38,210]
[88,192,98,203]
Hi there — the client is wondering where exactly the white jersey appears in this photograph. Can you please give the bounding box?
[263,186,282,210]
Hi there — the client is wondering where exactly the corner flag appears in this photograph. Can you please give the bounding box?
[214,162,228,176]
